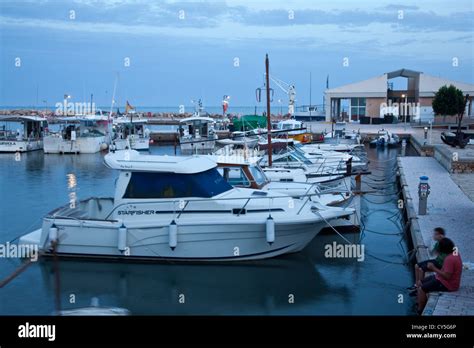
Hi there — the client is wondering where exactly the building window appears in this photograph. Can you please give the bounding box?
[350,98,366,120]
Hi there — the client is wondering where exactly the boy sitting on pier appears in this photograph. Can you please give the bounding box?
[416,238,463,314]
[409,227,446,290]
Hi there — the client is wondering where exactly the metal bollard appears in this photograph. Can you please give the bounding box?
[418,176,430,215]
[401,139,406,156]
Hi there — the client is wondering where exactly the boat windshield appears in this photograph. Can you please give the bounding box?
[248,165,267,186]
[123,168,232,199]
[290,150,313,164]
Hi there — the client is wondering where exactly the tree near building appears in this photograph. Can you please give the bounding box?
[433,85,470,148]
[432,85,465,122]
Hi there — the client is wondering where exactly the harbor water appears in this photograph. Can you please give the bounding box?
[0,145,416,315]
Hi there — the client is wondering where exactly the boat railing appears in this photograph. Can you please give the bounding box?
[102,191,330,221]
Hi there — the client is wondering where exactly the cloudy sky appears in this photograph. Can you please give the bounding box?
[0,0,473,109]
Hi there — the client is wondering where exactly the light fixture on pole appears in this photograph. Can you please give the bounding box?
[401,93,408,130]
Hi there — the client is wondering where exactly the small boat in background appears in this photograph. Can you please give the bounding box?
[43,113,111,154]
[369,129,400,147]
[217,131,259,147]
[112,115,150,151]
[276,119,313,144]
[178,101,217,154]
[0,115,48,152]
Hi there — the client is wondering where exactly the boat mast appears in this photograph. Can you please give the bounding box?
[265,54,272,166]
[309,72,312,118]
[108,74,118,136]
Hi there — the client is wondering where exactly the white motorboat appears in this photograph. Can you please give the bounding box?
[276,119,313,144]
[112,116,150,151]
[18,150,353,261]
[178,101,217,153]
[211,153,358,232]
[43,114,111,154]
[305,143,364,152]
[217,131,259,148]
[178,116,217,153]
[0,115,47,152]
[369,129,400,147]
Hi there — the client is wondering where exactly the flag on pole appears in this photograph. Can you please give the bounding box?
[326,75,329,89]
[222,95,230,115]
[125,101,135,114]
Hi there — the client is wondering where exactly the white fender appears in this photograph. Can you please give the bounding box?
[169,220,177,250]
[49,225,58,243]
[118,224,127,252]
[266,216,275,244]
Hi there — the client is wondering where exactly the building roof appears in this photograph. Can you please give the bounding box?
[419,74,474,96]
[325,74,388,98]
[325,68,474,98]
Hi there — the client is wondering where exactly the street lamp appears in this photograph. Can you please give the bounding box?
[401,93,408,130]
[63,94,71,116]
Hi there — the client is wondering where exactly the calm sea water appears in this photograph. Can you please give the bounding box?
[0,145,415,315]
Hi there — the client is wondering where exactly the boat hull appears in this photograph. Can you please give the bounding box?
[22,219,325,261]
[44,136,107,154]
[0,140,43,152]
[180,140,216,154]
[112,137,150,151]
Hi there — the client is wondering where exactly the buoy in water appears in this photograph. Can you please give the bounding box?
[266,216,275,244]
[169,220,177,250]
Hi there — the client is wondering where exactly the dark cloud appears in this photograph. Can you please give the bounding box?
[0,0,472,33]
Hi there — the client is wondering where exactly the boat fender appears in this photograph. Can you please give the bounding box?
[266,216,275,244]
[169,220,178,250]
[118,224,127,252]
[49,224,58,244]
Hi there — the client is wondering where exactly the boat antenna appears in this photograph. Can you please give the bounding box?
[109,73,119,123]
[309,72,312,118]
[265,54,272,166]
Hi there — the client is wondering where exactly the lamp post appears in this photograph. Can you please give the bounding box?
[424,126,428,145]
[401,93,408,130]
[63,94,71,116]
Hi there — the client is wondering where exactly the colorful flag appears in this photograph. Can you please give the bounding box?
[125,101,135,114]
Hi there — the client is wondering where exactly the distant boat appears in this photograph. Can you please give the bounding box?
[293,105,326,122]
[276,119,313,144]
[178,116,218,153]
[369,129,400,147]
[112,115,150,151]
[43,112,110,154]
[0,115,48,152]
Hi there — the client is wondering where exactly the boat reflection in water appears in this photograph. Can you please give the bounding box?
[38,252,350,315]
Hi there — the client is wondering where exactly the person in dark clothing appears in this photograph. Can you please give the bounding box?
[409,227,446,290]
[416,238,463,314]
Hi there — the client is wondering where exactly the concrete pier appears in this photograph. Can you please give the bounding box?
[398,156,474,315]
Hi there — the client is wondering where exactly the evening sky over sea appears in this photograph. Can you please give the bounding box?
[1,0,473,109]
